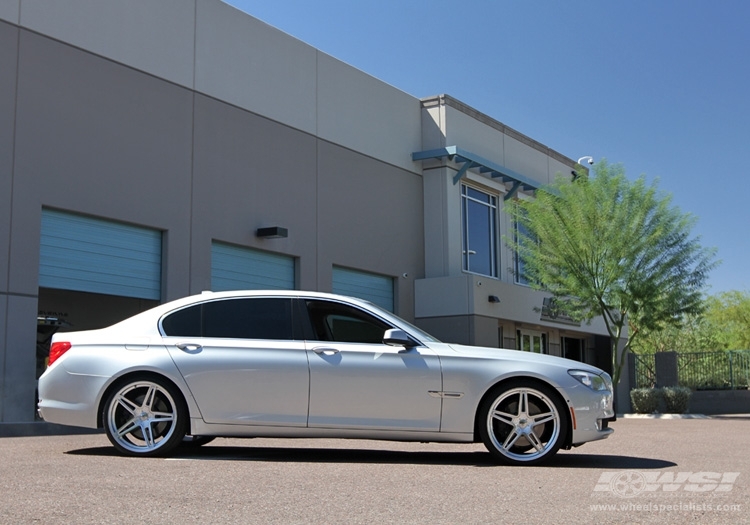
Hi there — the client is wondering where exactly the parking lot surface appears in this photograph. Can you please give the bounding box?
[0,417,748,524]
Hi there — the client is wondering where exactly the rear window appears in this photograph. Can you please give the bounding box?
[161,298,293,340]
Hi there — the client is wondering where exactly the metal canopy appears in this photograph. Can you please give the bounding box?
[412,146,540,200]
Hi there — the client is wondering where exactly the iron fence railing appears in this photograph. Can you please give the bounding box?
[678,351,750,390]
[632,351,750,390]
[632,353,656,389]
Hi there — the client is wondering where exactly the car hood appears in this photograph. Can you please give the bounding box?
[443,343,607,375]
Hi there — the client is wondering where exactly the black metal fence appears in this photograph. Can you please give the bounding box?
[632,351,750,390]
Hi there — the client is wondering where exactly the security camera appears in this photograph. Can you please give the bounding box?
[586,157,594,165]
[577,156,594,166]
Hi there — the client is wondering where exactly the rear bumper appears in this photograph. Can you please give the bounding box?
[37,364,106,429]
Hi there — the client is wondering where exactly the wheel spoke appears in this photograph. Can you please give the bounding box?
[526,430,545,452]
[531,411,555,427]
[492,410,515,426]
[116,395,139,415]
[518,391,528,415]
[150,411,174,423]
[502,430,522,450]
[116,418,139,438]
[142,385,158,411]
[142,422,156,448]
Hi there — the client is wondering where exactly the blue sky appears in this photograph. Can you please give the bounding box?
[226,0,749,294]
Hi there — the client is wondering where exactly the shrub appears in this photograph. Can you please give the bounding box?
[662,386,692,413]
[630,388,660,413]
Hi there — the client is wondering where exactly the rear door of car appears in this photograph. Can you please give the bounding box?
[302,299,442,431]
[162,297,309,426]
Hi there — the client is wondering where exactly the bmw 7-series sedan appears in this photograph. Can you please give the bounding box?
[38,290,614,465]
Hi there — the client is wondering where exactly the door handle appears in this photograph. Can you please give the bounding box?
[312,347,339,356]
[176,343,202,352]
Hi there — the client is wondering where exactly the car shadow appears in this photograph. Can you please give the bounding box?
[67,445,676,469]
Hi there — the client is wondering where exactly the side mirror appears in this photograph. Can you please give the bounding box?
[383,329,415,348]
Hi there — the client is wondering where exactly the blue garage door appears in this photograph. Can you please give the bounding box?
[211,242,295,291]
[332,266,394,312]
[39,209,162,300]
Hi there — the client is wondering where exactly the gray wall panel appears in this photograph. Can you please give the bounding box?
[195,0,317,135]
[191,94,318,293]
[11,30,194,298]
[0,0,19,24]
[317,141,424,319]
[1,294,36,422]
[19,0,196,88]
[0,21,17,292]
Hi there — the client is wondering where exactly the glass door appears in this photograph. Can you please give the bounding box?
[517,329,546,354]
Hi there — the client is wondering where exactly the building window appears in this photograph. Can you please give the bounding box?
[517,329,547,354]
[461,184,498,277]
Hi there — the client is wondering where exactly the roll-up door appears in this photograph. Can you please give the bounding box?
[332,266,394,312]
[211,242,294,291]
[39,209,162,300]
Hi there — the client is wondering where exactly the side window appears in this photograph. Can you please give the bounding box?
[161,304,201,337]
[305,300,391,344]
[161,298,293,340]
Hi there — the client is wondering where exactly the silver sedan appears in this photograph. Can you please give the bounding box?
[38,290,614,465]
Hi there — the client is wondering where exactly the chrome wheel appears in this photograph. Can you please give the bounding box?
[103,377,186,456]
[480,382,567,465]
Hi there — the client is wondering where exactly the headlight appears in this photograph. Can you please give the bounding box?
[568,369,610,391]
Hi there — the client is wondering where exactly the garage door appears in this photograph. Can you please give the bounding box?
[211,242,294,291]
[332,266,394,312]
[39,209,162,300]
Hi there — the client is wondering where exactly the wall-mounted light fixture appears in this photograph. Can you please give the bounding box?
[256,226,288,239]
[488,295,500,303]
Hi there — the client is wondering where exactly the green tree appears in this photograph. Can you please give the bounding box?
[630,312,721,354]
[704,290,750,350]
[509,161,717,386]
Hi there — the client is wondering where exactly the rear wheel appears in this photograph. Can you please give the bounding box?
[103,376,187,457]
[479,380,568,465]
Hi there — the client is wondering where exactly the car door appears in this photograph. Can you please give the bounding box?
[303,299,442,431]
[162,297,309,427]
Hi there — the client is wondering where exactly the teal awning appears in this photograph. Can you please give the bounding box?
[412,146,540,200]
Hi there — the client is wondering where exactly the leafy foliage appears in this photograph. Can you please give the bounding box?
[704,291,750,350]
[631,291,750,354]
[630,388,660,414]
[630,313,721,354]
[508,161,717,386]
[661,386,692,413]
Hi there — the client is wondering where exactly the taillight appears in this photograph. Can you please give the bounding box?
[48,341,72,366]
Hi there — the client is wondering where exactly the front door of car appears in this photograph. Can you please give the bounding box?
[303,300,442,431]
[162,297,309,427]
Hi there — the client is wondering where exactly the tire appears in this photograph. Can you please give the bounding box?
[478,380,568,466]
[102,376,188,457]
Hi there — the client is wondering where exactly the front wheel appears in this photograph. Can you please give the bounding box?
[479,380,568,466]
[103,376,187,457]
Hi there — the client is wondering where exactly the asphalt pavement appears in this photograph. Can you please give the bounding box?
[0,417,748,524]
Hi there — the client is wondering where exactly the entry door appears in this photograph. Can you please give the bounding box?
[303,299,442,431]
